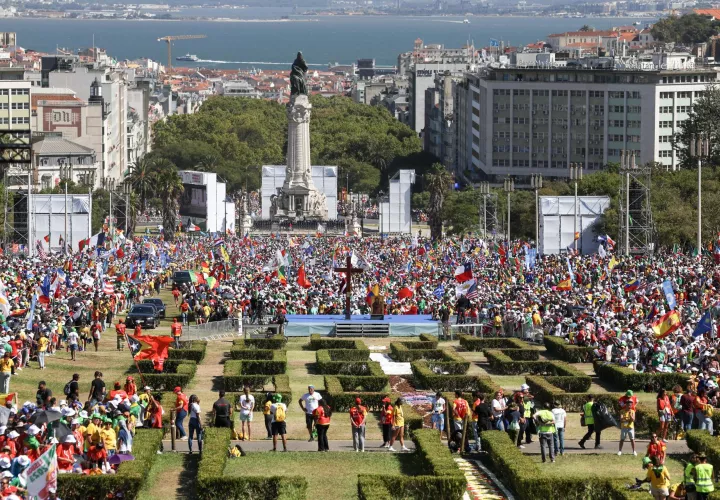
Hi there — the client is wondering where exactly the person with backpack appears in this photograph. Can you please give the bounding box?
[64,374,79,400]
[349,398,367,452]
[270,393,288,452]
[313,398,331,452]
[578,394,601,449]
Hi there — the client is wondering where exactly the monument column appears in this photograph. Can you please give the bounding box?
[285,95,312,190]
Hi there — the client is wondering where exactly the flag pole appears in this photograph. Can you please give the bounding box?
[124,332,146,388]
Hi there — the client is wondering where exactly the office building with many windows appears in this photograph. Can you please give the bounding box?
[455,52,717,182]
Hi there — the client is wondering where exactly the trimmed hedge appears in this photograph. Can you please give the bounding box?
[686,430,720,473]
[229,348,276,360]
[543,336,594,363]
[411,360,500,392]
[390,345,470,374]
[358,429,466,500]
[481,430,638,499]
[525,375,617,412]
[593,361,691,392]
[57,429,163,500]
[328,361,389,392]
[307,334,368,350]
[139,360,198,391]
[401,333,439,350]
[168,340,208,362]
[486,351,591,389]
[228,349,287,373]
[197,427,307,500]
[458,335,528,352]
[315,350,375,375]
[233,334,286,350]
[223,359,288,391]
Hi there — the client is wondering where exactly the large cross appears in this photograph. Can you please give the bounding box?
[334,255,364,320]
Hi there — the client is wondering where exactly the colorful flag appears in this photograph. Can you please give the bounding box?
[455,279,477,298]
[624,279,640,293]
[103,281,115,295]
[277,265,287,285]
[297,264,311,289]
[608,256,618,271]
[556,278,572,291]
[220,245,230,263]
[693,311,713,338]
[433,284,445,299]
[43,234,50,243]
[206,276,218,290]
[652,310,681,339]
[26,443,57,499]
[127,334,174,362]
[454,261,473,283]
[574,232,580,241]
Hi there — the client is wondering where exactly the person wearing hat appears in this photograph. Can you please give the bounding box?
[349,397,367,452]
[100,417,117,457]
[380,397,393,448]
[57,435,77,472]
[638,456,672,500]
[270,393,287,452]
[619,389,638,411]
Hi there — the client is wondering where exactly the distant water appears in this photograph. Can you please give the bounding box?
[0,12,655,69]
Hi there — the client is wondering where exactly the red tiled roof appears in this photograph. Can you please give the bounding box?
[695,8,720,18]
[548,30,619,38]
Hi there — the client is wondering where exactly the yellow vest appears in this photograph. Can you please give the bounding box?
[695,463,714,493]
[583,402,594,425]
[684,463,695,486]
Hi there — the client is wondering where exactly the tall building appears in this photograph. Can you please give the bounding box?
[424,72,461,169]
[455,52,716,181]
[0,80,32,186]
[398,39,477,134]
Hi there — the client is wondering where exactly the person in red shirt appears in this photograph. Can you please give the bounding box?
[180,300,190,326]
[124,376,137,398]
[656,389,672,441]
[349,398,367,452]
[313,399,331,452]
[115,319,126,351]
[646,433,666,464]
[171,318,183,349]
[57,435,78,471]
[133,323,142,337]
[380,397,393,448]
[148,395,164,429]
[174,387,189,440]
[172,288,181,307]
[108,382,128,401]
[619,390,638,411]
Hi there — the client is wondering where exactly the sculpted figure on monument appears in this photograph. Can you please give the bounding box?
[290,52,308,97]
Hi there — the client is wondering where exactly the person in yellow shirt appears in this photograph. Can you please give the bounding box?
[0,351,14,394]
[618,407,636,456]
[263,393,273,440]
[639,457,671,500]
[37,333,49,370]
[99,418,117,456]
[84,413,102,451]
[387,398,409,452]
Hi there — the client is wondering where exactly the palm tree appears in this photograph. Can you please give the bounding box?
[578,24,594,32]
[128,157,154,213]
[197,154,221,173]
[150,158,183,241]
[425,163,452,240]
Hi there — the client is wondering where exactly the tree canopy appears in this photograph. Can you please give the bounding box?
[651,13,720,44]
[151,95,430,194]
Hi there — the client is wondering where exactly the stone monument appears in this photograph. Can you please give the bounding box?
[270,53,328,221]
[237,191,253,235]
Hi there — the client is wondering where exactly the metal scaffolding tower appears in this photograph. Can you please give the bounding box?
[618,150,654,256]
[478,182,500,240]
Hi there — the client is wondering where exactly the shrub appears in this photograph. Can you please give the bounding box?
[307,334,367,350]
[57,429,163,500]
[485,350,590,387]
[481,430,640,499]
[543,336,594,363]
[458,335,527,352]
[167,340,208,362]
[224,360,290,391]
[524,375,619,413]
[229,348,275,360]
[330,362,388,392]
[593,361,690,392]
[390,345,470,373]
[140,361,197,391]
[233,334,286,350]
[686,430,720,472]
[197,427,308,500]
[411,360,500,392]
[135,359,196,373]
[358,429,466,500]
[315,350,375,375]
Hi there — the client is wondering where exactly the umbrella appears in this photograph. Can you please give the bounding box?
[67,297,83,307]
[108,454,134,465]
[30,410,62,426]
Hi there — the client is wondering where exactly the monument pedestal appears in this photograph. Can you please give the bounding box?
[271,95,328,221]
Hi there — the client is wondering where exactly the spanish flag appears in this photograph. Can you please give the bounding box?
[557,278,572,291]
[652,310,681,339]
[574,232,580,241]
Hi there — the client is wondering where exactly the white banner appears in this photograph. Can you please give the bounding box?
[26,444,57,500]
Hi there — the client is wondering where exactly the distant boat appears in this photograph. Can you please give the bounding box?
[176,53,199,62]
[633,21,641,25]
[463,18,470,24]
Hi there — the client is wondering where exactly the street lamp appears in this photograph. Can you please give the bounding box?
[503,177,514,241]
[569,163,583,252]
[478,181,490,238]
[530,174,543,248]
[690,136,710,255]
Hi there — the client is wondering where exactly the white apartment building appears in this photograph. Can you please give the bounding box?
[0,80,32,187]
[457,52,715,181]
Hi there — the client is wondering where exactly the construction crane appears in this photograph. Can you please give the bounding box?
[157,34,207,71]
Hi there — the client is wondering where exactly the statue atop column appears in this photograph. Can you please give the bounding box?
[269,52,327,221]
[290,52,308,97]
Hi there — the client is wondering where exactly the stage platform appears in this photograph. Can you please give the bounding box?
[284,314,438,337]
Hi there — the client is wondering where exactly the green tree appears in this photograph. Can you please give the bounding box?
[425,163,452,240]
[127,156,154,212]
[674,84,720,168]
[578,24,594,32]
[150,158,183,241]
[651,13,720,44]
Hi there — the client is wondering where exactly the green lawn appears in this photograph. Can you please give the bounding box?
[138,453,199,499]
[223,451,423,499]
[530,452,688,486]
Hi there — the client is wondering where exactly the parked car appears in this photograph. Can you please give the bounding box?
[143,298,166,319]
[125,304,160,329]
[172,270,193,286]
